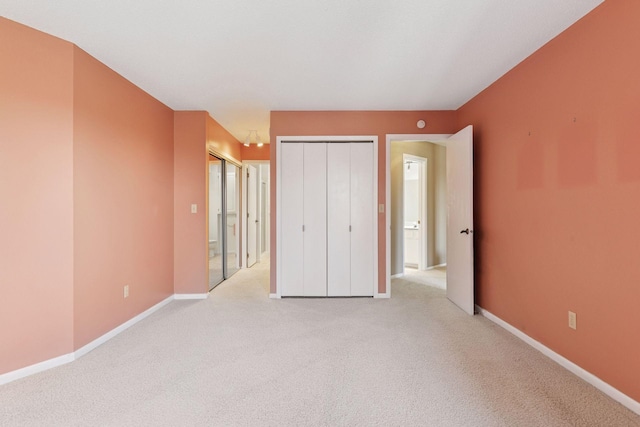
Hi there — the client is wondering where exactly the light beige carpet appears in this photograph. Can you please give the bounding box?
[1,258,638,426]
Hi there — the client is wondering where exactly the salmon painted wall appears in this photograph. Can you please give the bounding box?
[457,0,640,402]
[73,47,175,348]
[0,18,74,375]
[242,144,270,161]
[174,112,208,294]
[206,115,243,163]
[174,112,243,294]
[269,111,457,294]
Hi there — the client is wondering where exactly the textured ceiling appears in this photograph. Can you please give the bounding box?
[0,0,603,143]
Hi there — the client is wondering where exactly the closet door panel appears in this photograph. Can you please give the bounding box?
[327,144,351,296]
[303,143,327,296]
[280,144,304,296]
[350,143,375,296]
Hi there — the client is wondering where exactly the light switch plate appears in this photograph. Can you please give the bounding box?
[568,311,577,330]
[191,204,198,214]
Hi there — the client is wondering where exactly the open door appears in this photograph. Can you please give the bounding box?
[247,165,258,267]
[446,126,474,314]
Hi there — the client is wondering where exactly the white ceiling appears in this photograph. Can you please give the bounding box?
[0,0,603,143]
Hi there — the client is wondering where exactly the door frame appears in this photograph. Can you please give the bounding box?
[242,160,270,268]
[275,135,379,298]
[385,134,451,297]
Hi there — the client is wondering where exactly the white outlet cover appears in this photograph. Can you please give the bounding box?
[568,311,577,330]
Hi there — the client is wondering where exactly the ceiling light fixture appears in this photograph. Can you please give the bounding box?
[244,130,264,147]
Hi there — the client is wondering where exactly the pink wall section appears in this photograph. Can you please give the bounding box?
[206,115,243,162]
[174,112,243,294]
[0,18,75,375]
[457,0,640,402]
[241,144,270,161]
[73,47,175,348]
[269,111,457,294]
[2,18,246,376]
[174,112,208,294]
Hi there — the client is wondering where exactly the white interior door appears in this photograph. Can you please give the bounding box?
[350,143,375,296]
[247,164,258,267]
[280,145,303,296]
[303,143,327,296]
[327,144,351,296]
[446,125,474,314]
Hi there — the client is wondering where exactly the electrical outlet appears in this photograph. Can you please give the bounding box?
[568,311,577,330]
[124,285,129,299]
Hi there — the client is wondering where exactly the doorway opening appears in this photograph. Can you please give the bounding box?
[208,155,241,290]
[401,154,448,288]
[243,161,270,268]
[389,139,448,293]
[402,155,427,271]
[386,127,474,315]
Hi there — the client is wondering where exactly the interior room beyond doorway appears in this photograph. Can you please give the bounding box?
[391,140,448,289]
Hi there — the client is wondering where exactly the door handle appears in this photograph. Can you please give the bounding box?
[460,228,470,234]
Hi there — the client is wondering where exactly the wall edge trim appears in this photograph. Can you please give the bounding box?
[75,295,174,358]
[477,305,640,416]
[174,293,209,300]
[0,295,175,386]
[0,353,75,386]
[427,263,447,269]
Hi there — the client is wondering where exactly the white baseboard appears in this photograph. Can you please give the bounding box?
[391,273,404,279]
[269,293,280,299]
[477,305,640,416]
[427,263,447,270]
[0,353,74,386]
[75,295,173,358]
[374,293,390,299]
[1,294,178,386]
[174,293,208,300]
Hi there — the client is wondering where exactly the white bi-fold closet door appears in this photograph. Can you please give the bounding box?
[280,142,374,297]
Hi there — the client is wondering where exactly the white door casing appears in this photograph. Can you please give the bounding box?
[445,125,474,314]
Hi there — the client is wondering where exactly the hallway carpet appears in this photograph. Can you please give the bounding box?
[1,258,638,426]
